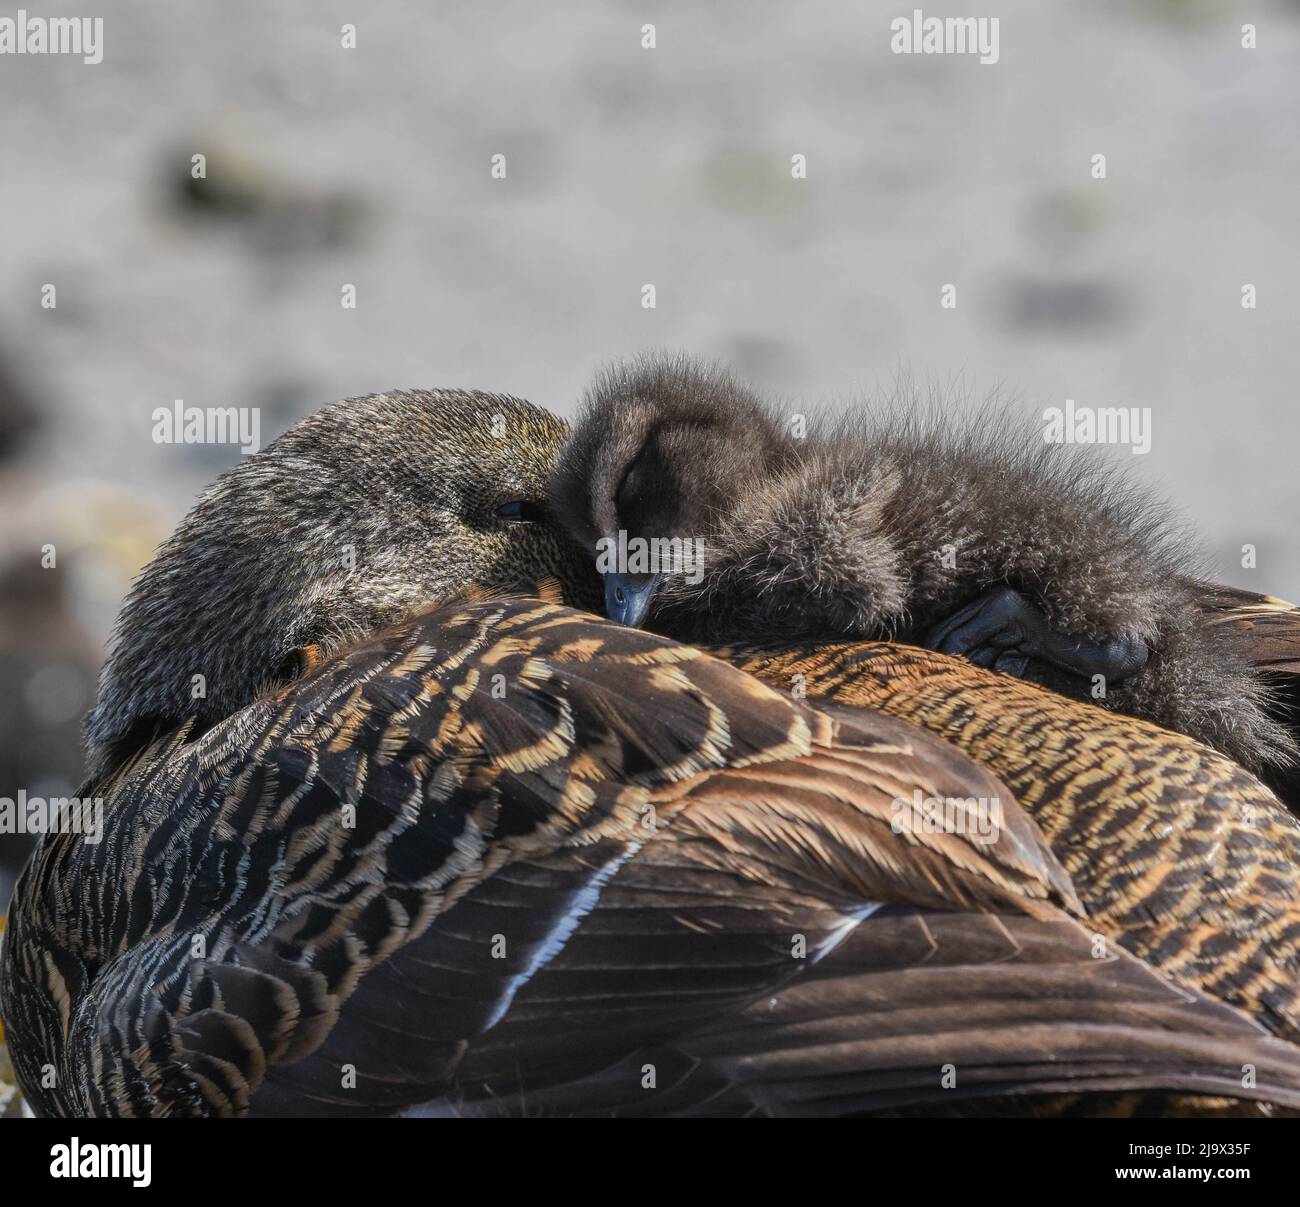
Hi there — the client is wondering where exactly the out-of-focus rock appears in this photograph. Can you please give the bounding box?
[0,350,39,464]
[169,140,366,254]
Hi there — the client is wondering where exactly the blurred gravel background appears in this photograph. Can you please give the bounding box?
[0,0,1296,911]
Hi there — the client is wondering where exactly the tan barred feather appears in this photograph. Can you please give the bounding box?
[722,639,1300,1040]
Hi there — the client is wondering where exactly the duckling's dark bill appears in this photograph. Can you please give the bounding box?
[605,571,662,627]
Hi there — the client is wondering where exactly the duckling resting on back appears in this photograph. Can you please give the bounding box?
[551,354,1294,776]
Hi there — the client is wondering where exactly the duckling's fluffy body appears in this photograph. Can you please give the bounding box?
[553,356,1293,774]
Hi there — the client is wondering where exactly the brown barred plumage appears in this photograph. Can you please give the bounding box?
[722,640,1300,1040]
[6,597,1300,1117]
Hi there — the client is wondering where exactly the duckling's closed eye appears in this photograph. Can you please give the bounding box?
[495,499,548,524]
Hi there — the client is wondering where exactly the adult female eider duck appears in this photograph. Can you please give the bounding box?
[4,387,1300,1118]
[550,354,1296,781]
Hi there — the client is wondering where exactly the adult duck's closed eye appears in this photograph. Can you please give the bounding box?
[494,499,548,524]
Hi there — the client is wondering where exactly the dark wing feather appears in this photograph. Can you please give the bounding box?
[6,598,1300,1118]
[435,909,1300,1117]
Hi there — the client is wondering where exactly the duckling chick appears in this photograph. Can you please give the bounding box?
[550,354,1293,776]
[550,356,797,626]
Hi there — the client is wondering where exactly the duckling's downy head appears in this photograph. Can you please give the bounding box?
[86,389,596,778]
[550,354,792,624]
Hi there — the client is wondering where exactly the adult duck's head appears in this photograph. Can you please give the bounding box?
[550,354,793,626]
[85,389,598,778]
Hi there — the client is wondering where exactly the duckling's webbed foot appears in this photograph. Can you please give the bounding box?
[924,586,1149,686]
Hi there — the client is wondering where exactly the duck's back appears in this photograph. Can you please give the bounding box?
[7,597,1300,1117]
